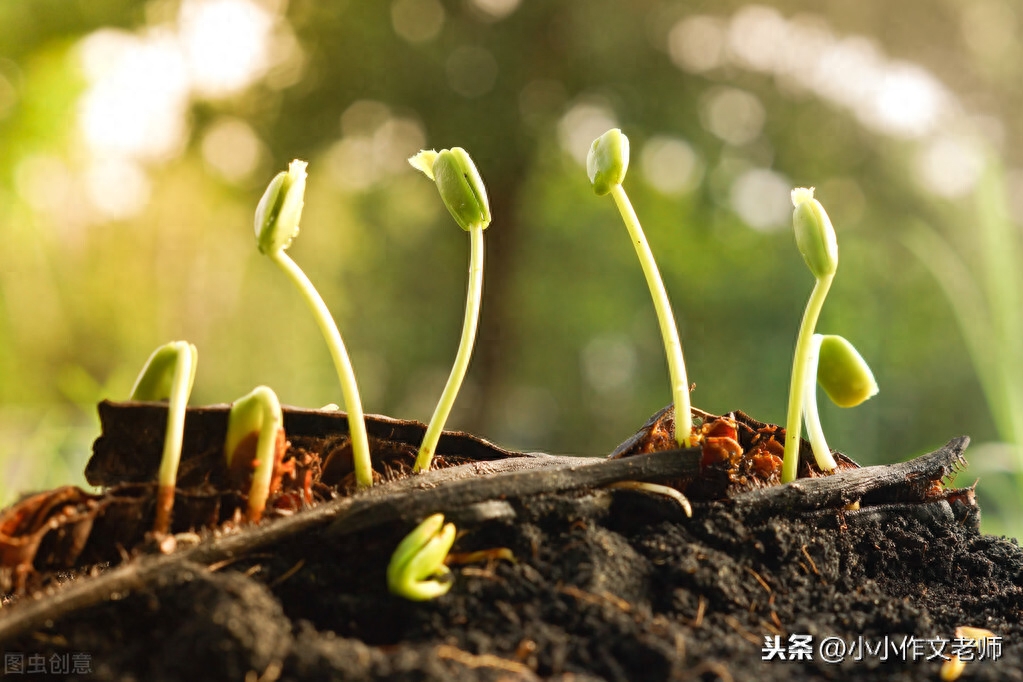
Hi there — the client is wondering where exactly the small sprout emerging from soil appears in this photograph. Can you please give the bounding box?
[129,340,198,535]
[802,334,879,471]
[408,148,491,472]
[782,188,839,483]
[255,160,373,489]
[940,626,999,681]
[387,513,457,601]
[224,385,285,523]
[587,128,693,447]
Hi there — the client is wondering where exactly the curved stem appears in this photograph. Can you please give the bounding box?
[609,184,692,447]
[782,273,834,482]
[415,225,485,472]
[154,343,194,535]
[801,334,838,472]
[248,387,283,522]
[270,250,373,489]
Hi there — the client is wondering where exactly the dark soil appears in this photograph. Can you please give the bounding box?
[0,403,1021,681]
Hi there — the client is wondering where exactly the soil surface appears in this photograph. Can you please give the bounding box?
[0,403,1021,681]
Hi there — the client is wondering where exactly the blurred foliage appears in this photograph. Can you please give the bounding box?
[0,0,1021,537]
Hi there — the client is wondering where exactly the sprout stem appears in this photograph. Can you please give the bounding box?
[130,341,197,536]
[415,225,485,472]
[609,184,692,447]
[801,334,839,472]
[225,386,285,522]
[269,249,373,489]
[782,272,834,482]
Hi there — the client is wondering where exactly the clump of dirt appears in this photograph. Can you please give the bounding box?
[0,402,1019,681]
[3,485,1021,681]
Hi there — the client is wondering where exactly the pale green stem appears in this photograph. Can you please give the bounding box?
[156,345,193,490]
[415,225,485,472]
[269,250,373,488]
[801,334,838,472]
[248,387,282,520]
[782,273,834,483]
[609,184,692,447]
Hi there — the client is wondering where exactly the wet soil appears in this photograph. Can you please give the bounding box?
[0,403,1021,681]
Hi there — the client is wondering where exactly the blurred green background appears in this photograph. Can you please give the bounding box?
[1,0,1022,537]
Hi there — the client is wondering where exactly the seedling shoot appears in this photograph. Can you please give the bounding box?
[587,128,693,448]
[802,334,879,471]
[782,188,839,482]
[129,340,197,535]
[386,513,457,601]
[224,385,286,523]
[254,160,374,489]
[408,147,491,472]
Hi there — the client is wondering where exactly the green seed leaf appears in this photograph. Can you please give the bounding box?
[255,159,307,255]
[387,514,457,601]
[587,128,630,196]
[791,187,838,279]
[817,334,879,407]
[130,341,197,402]
[431,148,491,231]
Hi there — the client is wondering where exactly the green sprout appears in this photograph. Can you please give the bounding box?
[129,340,198,535]
[386,513,457,601]
[408,147,491,473]
[224,385,285,523]
[255,159,373,489]
[782,188,839,483]
[802,334,879,471]
[587,128,693,448]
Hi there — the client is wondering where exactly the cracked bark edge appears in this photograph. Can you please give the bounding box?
[0,437,968,642]
[728,436,970,512]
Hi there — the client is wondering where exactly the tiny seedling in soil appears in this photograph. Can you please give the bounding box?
[587,128,693,447]
[386,513,457,601]
[129,340,197,535]
[802,333,879,470]
[254,160,373,489]
[224,385,286,523]
[408,147,491,473]
[782,187,839,482]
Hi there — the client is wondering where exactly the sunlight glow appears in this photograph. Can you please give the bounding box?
[201,117,265,182]
[327,101,426,191]
[700,87,766,146]
[670,7,952,141]
[75,0,286,218]
[179,0,274,97]
[730,168,792,232]
[558,103,618,166]
[916,134,986,198]
[391,0,445,44]
[640,137,703,196]
[469,0,522,22]
[78,29,190,162]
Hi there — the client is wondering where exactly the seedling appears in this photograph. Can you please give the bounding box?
[802,334,879,471]
[129,340,198,535]
[782,188,839,483]
[408,147,491,472]
[224,385,285,523]
[587,128,693,447]
[940,627,999,681]
[387,513,457,601]
[255,159,373,489]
